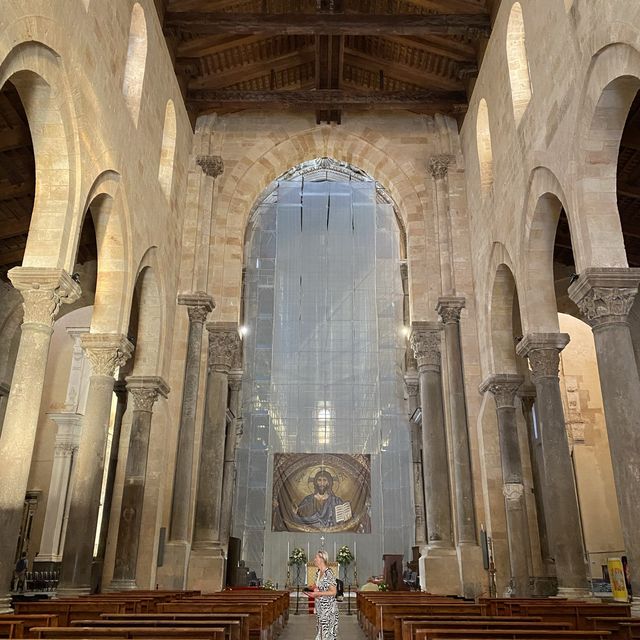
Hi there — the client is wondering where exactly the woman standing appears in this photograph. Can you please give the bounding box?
[310,549,338,640]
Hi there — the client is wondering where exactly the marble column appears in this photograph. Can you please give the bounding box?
[219,370,243,546]
[404,370,427,547]
[569,267,640,596]
[169,292,214,544]
[410,321,461,595]
[515,334,589,595]
[36,414,81,564]
[187,322,240,592]
[0,268,80,610]
[480,374,532,596]
[436,297,476,544]
[57,333,133,596]
[110,376,169,589]
[95,380,128,563]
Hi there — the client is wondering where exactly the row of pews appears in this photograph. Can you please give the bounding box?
[0,589,290,640]
[356,591,640,640]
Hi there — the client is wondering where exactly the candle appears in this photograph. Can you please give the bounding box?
[307,541,310,561]
[334,541,337,561]
[354,539,356,559]
[287,540,290,560]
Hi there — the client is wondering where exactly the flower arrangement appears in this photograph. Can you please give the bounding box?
[288,547,307,566]
[263,579,276,590]
[336,545,354,566]
[377,582,389,592]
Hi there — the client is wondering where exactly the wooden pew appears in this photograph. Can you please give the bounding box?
[0,614,59,639]
[32,626,226,640]
[412,629,612,640]
[400,620,572,640]
[13,603,129,627]
[70,619,244,640]
[395,616,547,640]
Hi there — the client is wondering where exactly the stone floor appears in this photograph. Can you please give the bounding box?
[280,611,365,639]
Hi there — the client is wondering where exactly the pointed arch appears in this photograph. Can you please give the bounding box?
[122,3,147,126]
[476,98,494,193]
[506,2,532,125]
[158,99,177,200]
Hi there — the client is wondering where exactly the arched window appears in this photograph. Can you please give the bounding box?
[122,3,147,125]
[506,2,532,124]
[158,99,177,200]
[476,98,494,193]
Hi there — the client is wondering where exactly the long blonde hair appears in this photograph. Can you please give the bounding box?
[316,549,329,566]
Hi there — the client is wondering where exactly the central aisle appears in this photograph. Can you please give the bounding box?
[280,611,366,640]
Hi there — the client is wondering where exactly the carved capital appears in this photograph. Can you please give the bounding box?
[404,372,420,399]
[516,333,569,383]
[178,291,215,325]
[479,374,524,409]
[196,155,224,178]
[436,296,465,324]
[410,322,442,371]
[568,268,640,330]
[9,267,81,328]
[207,322,241,373]
[428,154,454,180]
[503,482,525,504]
[126,376,170,412]
[229,372,243,393]
[81,334,134,377]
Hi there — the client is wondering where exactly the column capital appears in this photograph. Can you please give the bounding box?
[515,333,569,383]
[206,322,241,373]
[568,267,640,330]
[479,373,524,408]
[81,333,134,377]
[428,154,455,180]
[410,321,442,371]
[503,482,525,504]
[178,291,215,324]
[436,296,465,324]
[125,375,170,412]
[229,370,243,391]
[404,371,420,398]
[8,267,81,329]
[196,155,224,178]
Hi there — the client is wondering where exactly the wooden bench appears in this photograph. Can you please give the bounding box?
[0,615,59,639]
[400,619,572,640]
[32,627,226,640]
[412,629,612,640]
[70,619,244,640]
[13,603,129,627]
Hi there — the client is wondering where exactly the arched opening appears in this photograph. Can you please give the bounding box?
[158,100,176,201]
[476,99,494,193]
[506,2,532,125]
[122,3,148,126]
[234,158,411,586]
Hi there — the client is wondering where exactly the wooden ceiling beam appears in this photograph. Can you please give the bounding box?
[0,126,31,153]
[0,218,30,241]
[618,181,640,200]
[405,0,489,13]
[187,88,467,112]
[0,181,33,200]
[165,12,491,37]
[383,35,477,62]
[0,247,25,267]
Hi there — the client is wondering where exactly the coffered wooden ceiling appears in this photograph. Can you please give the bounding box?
[159,0,498,124]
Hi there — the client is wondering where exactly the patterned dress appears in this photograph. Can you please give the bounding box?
[314,567,339,640]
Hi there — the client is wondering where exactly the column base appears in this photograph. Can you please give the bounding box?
[106,579,138,591]
[56,585,91,598]
[556,587,593,599]
[156,541,190,590]
[187,546,226,592]
[457,543,486,599]
[0,594,12,613]
[418,546,462,596]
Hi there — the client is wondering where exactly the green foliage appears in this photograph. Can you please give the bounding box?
[288,547,307,566]
[337,545,354,566]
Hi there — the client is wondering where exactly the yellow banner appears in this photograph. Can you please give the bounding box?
[607,557,629,602]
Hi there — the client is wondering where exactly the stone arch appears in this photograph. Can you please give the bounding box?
[122,2,147,126]
[75,171,131,334]
[129,248,164,376]
[158,99,177,201]
[216,128,427,321]
[0,40,79,269]
[575,41,640,269]
[520,167,569,334]
[476,98,494,193]
[506,2,532,125]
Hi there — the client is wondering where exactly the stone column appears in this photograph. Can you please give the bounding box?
[404,371,427,547]
[428,155,455,296]
[436,297,476,544]
[515,334,589,596]
[187,322,240,592]
[219,370,243,546]
[110,376,169,589]
[410,321,461,595]
[0,267,80,611]
[569,267,640,596]
[169,293,214,543]
[480,374,532,596]
[58,333,133,596]
[36,414,81,564]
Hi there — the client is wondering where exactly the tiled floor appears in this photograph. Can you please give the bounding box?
[280,611,365,639]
